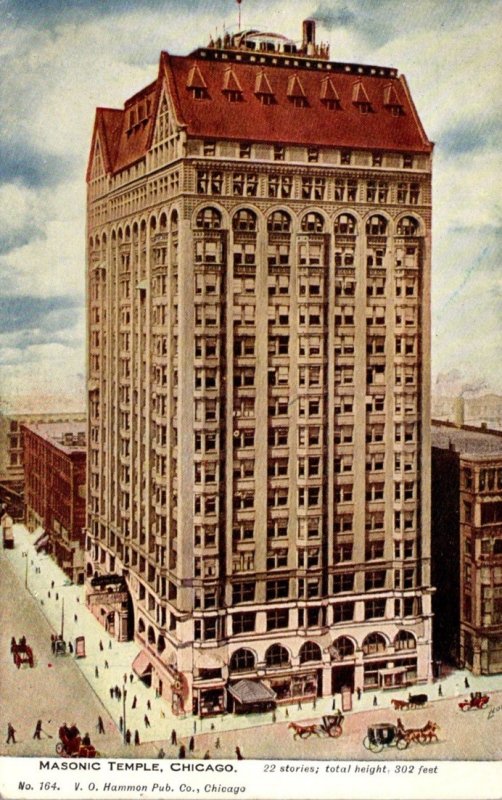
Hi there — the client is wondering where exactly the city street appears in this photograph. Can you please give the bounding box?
[2,524,502,761]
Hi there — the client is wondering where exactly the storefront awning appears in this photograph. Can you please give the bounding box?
[228,679,276,705]
[34,530,47,546]
[132,651,152,677]
[35,534,49,551]
[379,667,408,676]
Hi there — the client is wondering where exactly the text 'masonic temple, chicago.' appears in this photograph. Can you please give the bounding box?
[85,20,433,716]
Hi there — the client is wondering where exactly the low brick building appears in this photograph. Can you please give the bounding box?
[23,422,87,584]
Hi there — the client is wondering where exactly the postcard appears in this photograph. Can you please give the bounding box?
[1,2,501,799]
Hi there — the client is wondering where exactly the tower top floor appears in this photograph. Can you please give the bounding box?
[87,20,432,183]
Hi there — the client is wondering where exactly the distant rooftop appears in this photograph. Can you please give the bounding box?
[22,421,86,453]
[431,420,502,457]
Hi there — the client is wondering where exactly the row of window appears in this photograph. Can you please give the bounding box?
[194,205,421,236]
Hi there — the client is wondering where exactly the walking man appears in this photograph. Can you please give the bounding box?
[235,746,244,760]
[464,677,470,689]
[134,730,140,746]
[132,695,137,709]
[119,716,123,733]
[6,723,16,744]
[144,715,150,728]
[95,666,99,678]
[373,695,378,707]
[97,716,105,734]
[178,744,186,758]
[104,660,109,669]
[171,729,177,746]
[189,736,195,752]
[147,699,151,711]
[33,720,43,740]
[125,729,131,745]
[438,685,443,697]
[99,640,103,652]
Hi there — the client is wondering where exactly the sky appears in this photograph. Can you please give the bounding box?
[0,0,500,412]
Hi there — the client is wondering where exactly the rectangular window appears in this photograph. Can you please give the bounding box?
[232,582,255,604]
[365,598,386,619]
[333,602,354,622]
[266,609,289,630]
[266,579,289,601]
[232,612,256,634]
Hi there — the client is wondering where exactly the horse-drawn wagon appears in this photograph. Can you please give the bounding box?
[458,692,490,712]
[56,725,98,758]
[363,723,408,752]
[288,712,344,739]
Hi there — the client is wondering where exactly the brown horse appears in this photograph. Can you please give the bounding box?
[391,699,410,711]
[396,718,439,744]
[288,721,320,739]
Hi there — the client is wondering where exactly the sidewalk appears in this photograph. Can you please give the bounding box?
[6,523,502,753]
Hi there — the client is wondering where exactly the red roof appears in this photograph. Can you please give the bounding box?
[87,50,432,180]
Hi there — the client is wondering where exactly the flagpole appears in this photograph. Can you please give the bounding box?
[61,597,65,640]
[237,0,242,31]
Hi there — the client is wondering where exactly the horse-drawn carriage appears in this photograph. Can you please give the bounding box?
[391,693,428,711]
[459,692,490,712]
[363,723,409,752]
[11,637,34,669]
[56,725,98,758]
[288,712,344,739]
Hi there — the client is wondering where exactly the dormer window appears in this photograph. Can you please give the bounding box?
[383,83,404,116]
[320,76,340,110]
[204,140,216,156]
[403,154,414,168]
[192,87,208,100]
[307,147,319,163]
[287,74,308,108]
[223,67,244,103]
[372,152,383,167]
[187,65,209,100]
[352,80,372,114]
[341,150,352,165]
[255,70,276,106]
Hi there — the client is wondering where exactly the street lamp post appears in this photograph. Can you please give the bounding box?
[123,686,127,745]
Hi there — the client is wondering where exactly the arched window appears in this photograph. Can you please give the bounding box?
[334,213,357,235]
[268,210,291,232]
[170,209,179,233]
[138,618,145,634]
[362,632,386,655]
[233,209,257,231]
[86,562,93,578]
[299,641,322,663]
[366,215,388,236]
[394,630,416,651]
[265,643,290,667]
[159,212,168,232]
[397,216,419,236]
[301,212,324,233]
[147,625,156,645]
[196,207,222,229]
[332,636,355,658]
[157,635,166,654]
[229,648,256,672]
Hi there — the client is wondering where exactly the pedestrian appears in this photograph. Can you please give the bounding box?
[357,687,362,701]
[373,695,378,707]
[313,698,316,710]
[235,746,244,760]
[147,699,151,711]
[33,720,43,739]
[48,591,51,598]
[6,723,16,744]
[99,640,103,652]
[123,674,127,685]
[104,660,109,669]
[51,635,56,654]
[144,715,150,728]
[119,716,123,733]
[332,697,336,710]
[189,736,194,752]
[109,640,112,649]
[68,642,73,654]
[109,688,114,699]
[204,751,211,759]
[193,721,197,734]
[74,614,78,623]
[117,687,121,701]
[129,673,133,683]
[95,666,99,678]
[125,729,131,745]
[210,723,215,731]
[134,730,140,746]
[51,580,55,589]
[178,744,186,758]
[97,716,105,734]
[55,592,59,601]
[132,696,137,709]
[171,729,177,745]
[438,685,443,697]
[157,747,165,759]
[464,677,470,689]
[297,700,302,710]
[215,737,220,749]
[272,711,276,723]
[285,708,289,718]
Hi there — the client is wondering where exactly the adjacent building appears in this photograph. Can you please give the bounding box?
[85,21,434,714]
[432,394,502,432]
[432,421,502,674]
[23,422,87,584]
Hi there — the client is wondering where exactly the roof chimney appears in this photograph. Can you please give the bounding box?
[454,396,465,427]
[302,19,316,55]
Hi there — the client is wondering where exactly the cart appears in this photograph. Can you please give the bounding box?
[459,692,490,711]
[363,723,408,753]
[318,713,344,738]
